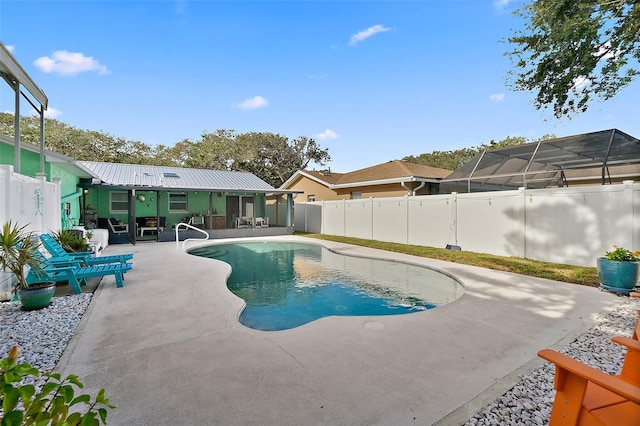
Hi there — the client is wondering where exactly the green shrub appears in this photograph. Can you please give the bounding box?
[53,230,88,253]
[0,346,114,425]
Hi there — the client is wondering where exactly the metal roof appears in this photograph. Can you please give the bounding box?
[81,161,301,194]
[441,129,640,192]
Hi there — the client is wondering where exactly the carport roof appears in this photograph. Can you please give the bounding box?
[442,129,640,189]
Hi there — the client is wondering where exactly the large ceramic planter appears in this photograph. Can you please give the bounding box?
[17,282,56,310]
[597,257,640,295]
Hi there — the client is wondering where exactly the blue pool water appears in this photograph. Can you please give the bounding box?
[189,241,464,331]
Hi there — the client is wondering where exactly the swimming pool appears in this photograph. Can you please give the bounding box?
[189,241,464,331]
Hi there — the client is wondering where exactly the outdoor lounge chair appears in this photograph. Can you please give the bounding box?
[108,218,129,234]
[26,250,132,294]
[40,233,133,267]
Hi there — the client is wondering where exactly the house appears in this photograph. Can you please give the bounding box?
[79,162,301,243]
[279,160,452,201]
[441,129,640,193]
[0,43,301,244]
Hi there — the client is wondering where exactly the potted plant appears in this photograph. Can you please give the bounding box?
[0,221,56,310]
[53,228,89,253]
[597,245,640,295]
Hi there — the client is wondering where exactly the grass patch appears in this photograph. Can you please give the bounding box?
[297,233,600,287]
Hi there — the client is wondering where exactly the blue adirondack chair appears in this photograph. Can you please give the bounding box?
[40,234,133,267]
[27,249,132,294]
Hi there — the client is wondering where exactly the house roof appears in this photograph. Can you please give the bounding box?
[81,161,301,194]
[0,135,95,179]
[281,160,451,190]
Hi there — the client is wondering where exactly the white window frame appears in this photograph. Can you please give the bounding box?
[168,192,188,212]
[110,191,129,214]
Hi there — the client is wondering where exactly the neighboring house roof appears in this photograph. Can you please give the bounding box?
[281,160,451,190]
[81,161,300,194]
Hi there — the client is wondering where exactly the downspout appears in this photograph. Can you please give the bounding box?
[412,181,426,196]
[400,181,412,196]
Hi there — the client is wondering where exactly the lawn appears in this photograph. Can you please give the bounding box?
[297,233,600,287]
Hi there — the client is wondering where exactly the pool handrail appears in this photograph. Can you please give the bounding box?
[175,222,209,250]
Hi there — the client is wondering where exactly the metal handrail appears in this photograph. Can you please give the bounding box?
[175,222,209,250]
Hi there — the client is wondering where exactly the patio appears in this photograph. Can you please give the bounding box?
[53,236,623,425]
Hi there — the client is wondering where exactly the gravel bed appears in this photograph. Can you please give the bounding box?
[0,294,93,393]
[465,295,640,426]
[1,292,638,424]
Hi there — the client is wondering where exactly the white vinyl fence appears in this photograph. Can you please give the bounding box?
[294,181,639,267]
[0,164,61,234]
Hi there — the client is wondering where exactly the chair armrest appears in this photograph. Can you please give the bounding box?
[538,349,640,404]
[612,336,640,351]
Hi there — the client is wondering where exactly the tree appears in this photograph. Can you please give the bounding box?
[404,135,555,170]
[506,0,639,117]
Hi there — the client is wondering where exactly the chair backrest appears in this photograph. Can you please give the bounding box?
[40,234,69,258]
[108,218,127,233]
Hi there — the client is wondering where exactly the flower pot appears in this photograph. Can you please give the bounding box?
[17,282,56,310]
[597,257,640,294]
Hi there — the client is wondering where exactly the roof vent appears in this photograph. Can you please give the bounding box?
[163,172,179,178]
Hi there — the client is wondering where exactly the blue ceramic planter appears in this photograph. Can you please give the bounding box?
[597,257,639,294]
[17,282,56,310]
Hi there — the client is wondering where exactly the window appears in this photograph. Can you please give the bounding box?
[350,191,362,200]
[307,194,316,202]
[168,193,188,212]
[110,192,129,213]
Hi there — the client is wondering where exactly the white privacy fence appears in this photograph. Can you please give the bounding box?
[0,165,61,234]
[294,181,639,267]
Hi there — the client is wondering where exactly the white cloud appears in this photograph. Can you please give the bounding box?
[349,24,391,46]
[493,0,511,9]
[34,51,109,76]
[27,106,61,119]
[44,107,62,119]
[308,74,327,80]
[5,45,15,53]
[489,93,505,102]
[316,129,339,140]
[234,95,268,110]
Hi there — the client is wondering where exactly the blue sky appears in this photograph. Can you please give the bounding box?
[1,0,639,173]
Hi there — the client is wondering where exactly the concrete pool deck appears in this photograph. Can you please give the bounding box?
[56,236,621,425]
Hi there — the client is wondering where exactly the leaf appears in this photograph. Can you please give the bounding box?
[2,385,19,412]
[1,410,24,426]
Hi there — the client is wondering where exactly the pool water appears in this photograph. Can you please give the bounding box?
[189,241,464,331]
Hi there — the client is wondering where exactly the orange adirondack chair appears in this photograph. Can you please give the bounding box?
[539,303,640,425]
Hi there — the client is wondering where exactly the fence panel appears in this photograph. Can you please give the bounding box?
[456,190,524,258]
[323,200,346,236]
[0,165,61,234]
[345,199,372,240]
[371,197,407,244]
[407,194,455,248]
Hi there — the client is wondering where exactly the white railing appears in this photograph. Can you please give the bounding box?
[175,222,209,250]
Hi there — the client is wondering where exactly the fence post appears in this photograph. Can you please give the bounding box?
[369,197,374,240]
[405,195,409,245]
[519,187,526,259]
